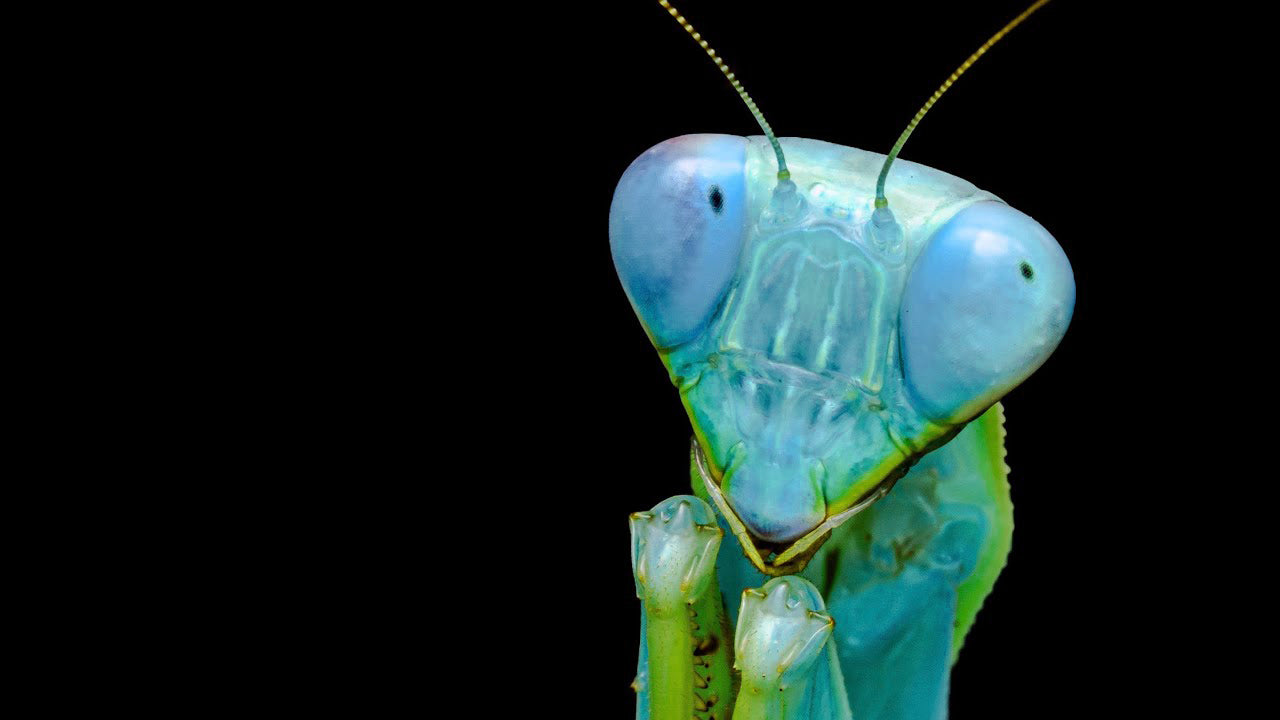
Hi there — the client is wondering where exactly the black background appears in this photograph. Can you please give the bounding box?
[345,0,1233,715]
[30,1,1255,714]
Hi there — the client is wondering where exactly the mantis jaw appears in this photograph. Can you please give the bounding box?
[694,439,903,576]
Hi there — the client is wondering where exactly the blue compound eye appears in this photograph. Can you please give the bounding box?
[900,201,1075,424]
[609,134,748,349]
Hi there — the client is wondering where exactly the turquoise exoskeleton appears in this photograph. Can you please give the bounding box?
[616,3,1072,719]
[614,132,1072,720]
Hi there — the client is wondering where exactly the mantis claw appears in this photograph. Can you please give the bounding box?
[630,496,723,612]
[733,576,852,720]
[736,576,833,689]
[631,495,735,720]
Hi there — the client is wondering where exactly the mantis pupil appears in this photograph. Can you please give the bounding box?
[709,185,724,214]
[1020,261,1035,281]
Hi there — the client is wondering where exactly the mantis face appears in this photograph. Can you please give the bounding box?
[610,133,1074,571]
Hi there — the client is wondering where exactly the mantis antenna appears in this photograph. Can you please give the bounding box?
[874,0,1053,210]
[658,0,791,183]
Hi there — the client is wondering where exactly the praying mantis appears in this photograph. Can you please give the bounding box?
[611,2,1073,719]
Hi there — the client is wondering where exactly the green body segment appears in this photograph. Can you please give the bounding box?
[948,403,1014,659]
[820,404,1012,718]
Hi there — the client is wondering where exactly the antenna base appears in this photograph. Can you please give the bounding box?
[762,179,805,226]
[869,206,904,252]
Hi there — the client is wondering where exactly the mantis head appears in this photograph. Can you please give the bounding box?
[610,2,1072,574]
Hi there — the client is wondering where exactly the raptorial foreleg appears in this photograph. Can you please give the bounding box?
[733,575,852,720]
[631,495,736,720]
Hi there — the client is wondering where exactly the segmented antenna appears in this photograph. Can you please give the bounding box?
[658,0,790,181]
[875,0,1052,208]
